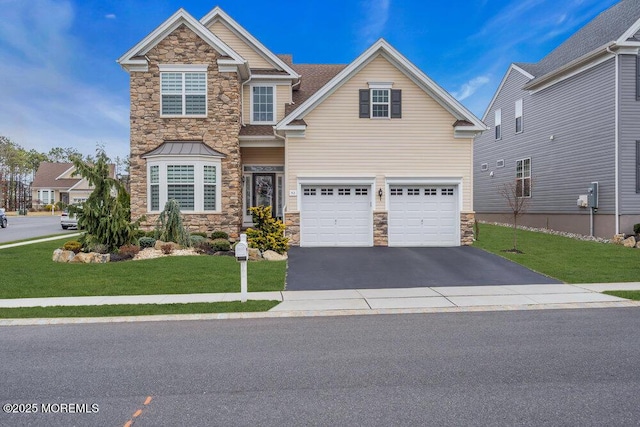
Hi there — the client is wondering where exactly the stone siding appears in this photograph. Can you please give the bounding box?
[373,211,388,246]
[460,212,475,246]
[129,24,242,237]
[285,211,300,246]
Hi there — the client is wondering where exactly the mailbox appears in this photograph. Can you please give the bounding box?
[235,234,248,261]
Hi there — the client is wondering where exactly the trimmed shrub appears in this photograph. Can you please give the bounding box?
[246,206,289,254]
[145,230,156,238]
[190,235,206,245]
[212,238,231,252]
[190,232,208,238]
[44,204,55,212]
[132,229,146,240]
[118,244,140,257]
[211,230,229,240]
[634,223,640,235]
[62,240,82,253]
[194,240,215,255]
[86,243,109,254]
[138,236,156,249]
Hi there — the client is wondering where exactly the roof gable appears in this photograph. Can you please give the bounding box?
[277,39,485,133]
[117,8,245,72]
[200,7,299,79]
[482,64,534,121]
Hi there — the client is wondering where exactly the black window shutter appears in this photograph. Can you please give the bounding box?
[359,89,370,118]
[391,89,402,118]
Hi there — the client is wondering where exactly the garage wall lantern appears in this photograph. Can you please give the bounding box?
[378,188,383,200]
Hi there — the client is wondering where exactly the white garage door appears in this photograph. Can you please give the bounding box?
[388,186,459,247]
[300,185,372,247]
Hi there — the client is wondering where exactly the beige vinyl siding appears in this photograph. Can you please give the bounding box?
[208,21,273,69]
[243,83,291,123]
[241,147,284,164]
[286,55,473,212]
[276,84,291,121]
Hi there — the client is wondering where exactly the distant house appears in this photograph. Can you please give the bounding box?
[117,6,485,247]
[474,0,640,238]
[31,162,115,208]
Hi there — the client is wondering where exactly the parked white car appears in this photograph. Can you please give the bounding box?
[60,210,78,229]
[0,208,7,229]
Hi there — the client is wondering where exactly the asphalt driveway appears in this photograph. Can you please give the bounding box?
[285,246,561,290]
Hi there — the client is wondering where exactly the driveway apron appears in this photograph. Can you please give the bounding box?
[285,246,561,290]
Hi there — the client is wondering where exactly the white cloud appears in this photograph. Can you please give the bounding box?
[0,0,130,159]
[452,75,491,101]
[105,13,116,19]
[358,0,391,45]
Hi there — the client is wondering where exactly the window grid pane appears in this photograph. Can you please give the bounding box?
[204,165,216,183]
[167,165,194,183]
[162,95,183,115]
[253,86,274,122]
[150,165,159,184]
[150,185,159,211]
[204,185,216,211]
[161,73,182,93]
[371,89,390,118]
[168,185,194,210]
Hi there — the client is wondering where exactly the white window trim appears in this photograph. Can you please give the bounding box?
[516,157,531,198]
[370,88,391,119]
[495,108,502,140]
[159,65,208,118]
[250,84,277,124]
[38,189,54,205]
[146,157,222,213]
[368,82,393,89]
[515,99,523,134]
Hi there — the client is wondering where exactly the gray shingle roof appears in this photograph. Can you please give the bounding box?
[523,0,640,80]
[141,141,226,158]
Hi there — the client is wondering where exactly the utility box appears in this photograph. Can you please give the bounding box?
[587,182,598,209]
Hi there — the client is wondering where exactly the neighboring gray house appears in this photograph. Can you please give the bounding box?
[474,0,640,238]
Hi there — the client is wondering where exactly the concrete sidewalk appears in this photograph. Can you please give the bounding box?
[1,283,639,311]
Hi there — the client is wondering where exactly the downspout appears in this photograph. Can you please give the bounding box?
[240,75,253,126]
[607,45,620,235]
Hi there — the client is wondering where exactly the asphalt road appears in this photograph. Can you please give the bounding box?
[286,246,561,290]
[0,215,76,243]
[1,308,640,426]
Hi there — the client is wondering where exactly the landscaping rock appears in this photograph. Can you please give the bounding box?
[636,241,640,249]
[623,236,636,248]
[612,234,625,245]
[262,250,288,261]
[52,249,75,263]
[248,247,262,260]
[69,252,92,263]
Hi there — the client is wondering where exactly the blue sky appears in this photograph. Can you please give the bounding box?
[0,0,619,160]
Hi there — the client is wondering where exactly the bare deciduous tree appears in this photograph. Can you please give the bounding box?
[498,179,531,252]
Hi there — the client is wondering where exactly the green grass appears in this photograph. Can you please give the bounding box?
[474,223,640,283]
[0,301,280,318]
[603,291,640,300]
[0,238,286,299]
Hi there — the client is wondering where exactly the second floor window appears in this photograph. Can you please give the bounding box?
[495,109,502,140]
[161,72,206,116]
[252,86,274,123]
[515,99,523,133]
[371,89,390,118]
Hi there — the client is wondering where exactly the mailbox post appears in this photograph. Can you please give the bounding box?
[235,234,249,303]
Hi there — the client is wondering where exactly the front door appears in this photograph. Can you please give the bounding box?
[253,174,276,215]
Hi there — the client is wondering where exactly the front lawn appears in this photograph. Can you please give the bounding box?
[0,301,279,318]
[0,238,286,299]
[604,291,640,301]
[474,223,640,283]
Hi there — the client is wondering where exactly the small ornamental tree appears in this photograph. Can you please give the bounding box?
[154,199,191,247]
[246,206,289,254]
[498,179,531,253]
[71,150,142,253]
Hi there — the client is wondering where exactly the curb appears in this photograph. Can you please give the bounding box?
[0,233,81,250]
[2,300,639,327]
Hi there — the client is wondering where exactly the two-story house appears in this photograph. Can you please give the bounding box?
[474,0,640,238]
[118,6,485,247]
